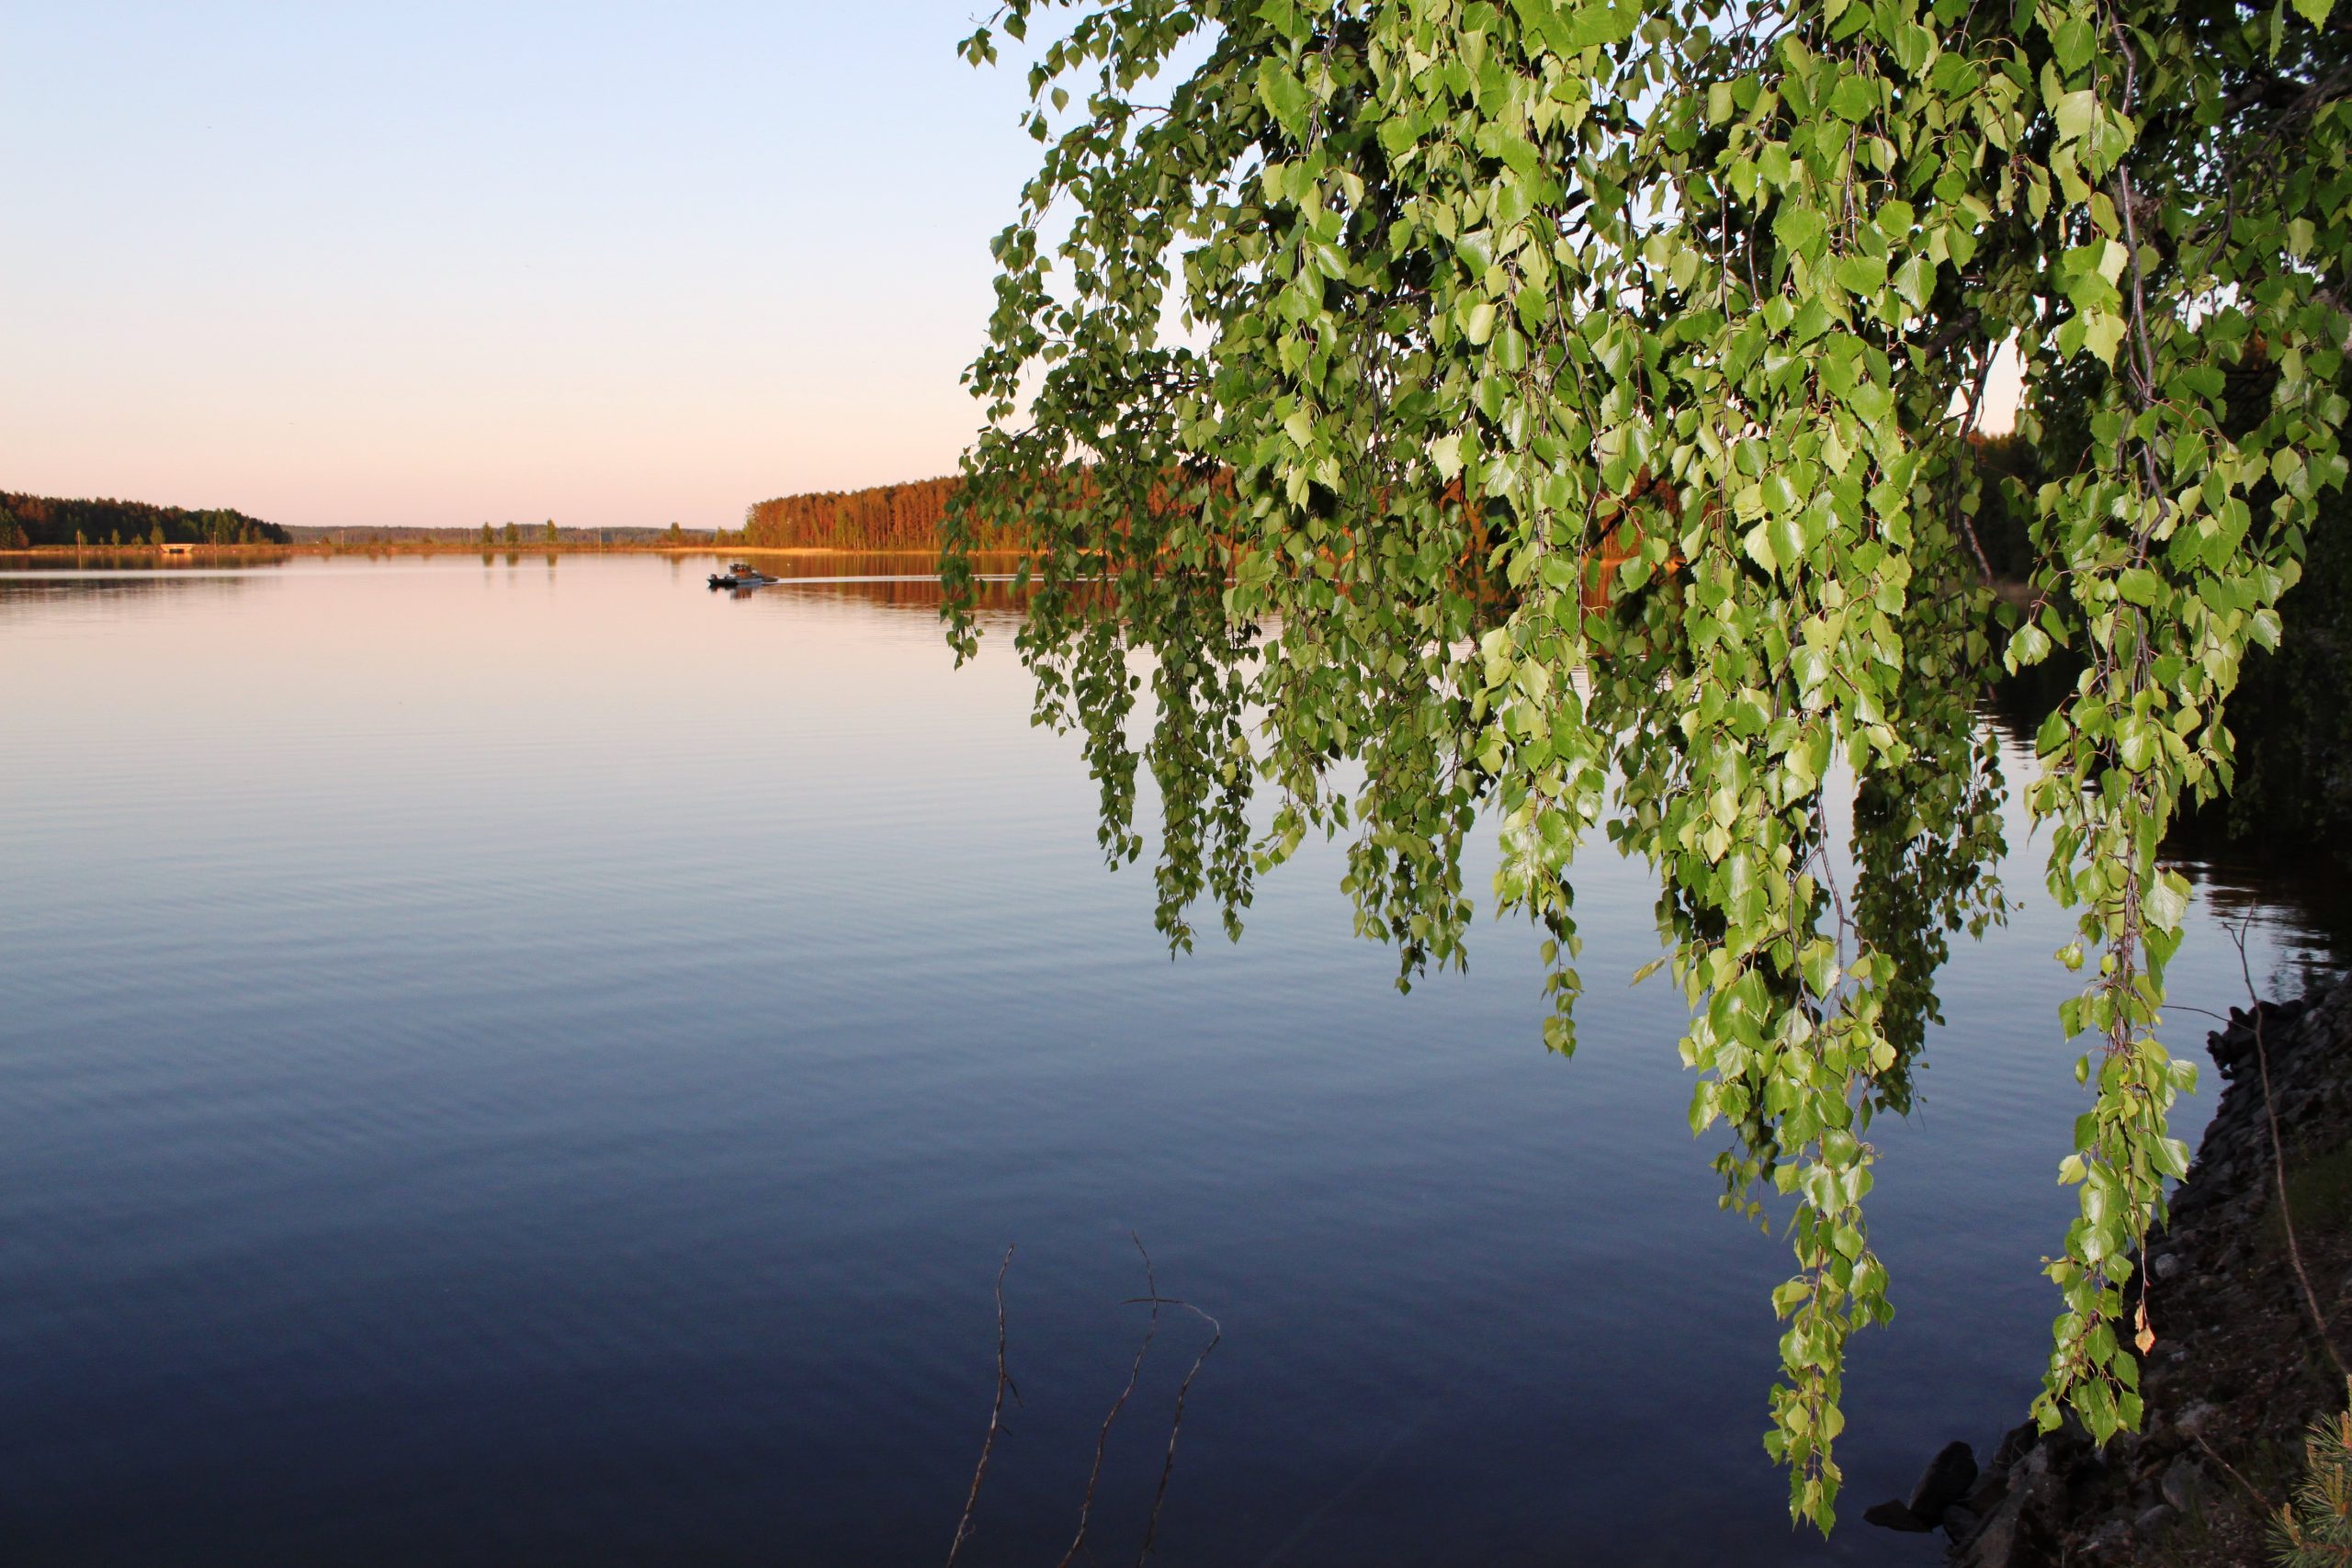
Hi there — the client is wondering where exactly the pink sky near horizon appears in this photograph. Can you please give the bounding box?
[6,3,2023,533]
[4,2,1042,533]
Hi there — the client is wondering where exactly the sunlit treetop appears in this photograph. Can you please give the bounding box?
[945,0,2351,1530]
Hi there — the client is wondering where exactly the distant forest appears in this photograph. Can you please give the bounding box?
[743,477,1015,550]
[280,524,711,546]
[0,491,289,547]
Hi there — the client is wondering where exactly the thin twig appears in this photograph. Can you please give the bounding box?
[2193,1428,2279,1516]
[947,1245,1023,1568]
[1952,348,1999,586]
[1057,1235,1164,1568]
[1123,1294,1224,1565]
[2230,919,2352,1383]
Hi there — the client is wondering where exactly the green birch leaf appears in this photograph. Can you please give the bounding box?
[2052,15,2097,75]
[1563,0,1641,47]
[1834,254,1888,298]
[1829,73,1875,121]
[1256,58,1310,136]
[2080,310,2126,367]
[2052,89,2098,146]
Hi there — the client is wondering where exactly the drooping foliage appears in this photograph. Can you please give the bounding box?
[2178,433,2352,853]
[943,0,2352,1529]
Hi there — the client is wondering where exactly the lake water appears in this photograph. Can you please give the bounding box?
[2,554,2340,1566]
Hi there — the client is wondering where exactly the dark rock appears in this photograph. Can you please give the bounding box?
[1906,1439,1977,1524]
[1940,1502,1983,1543]
[1952,1495,2029,1567]
[2085,1517,2132,1556]
[2211,1019,2257,1078]
[1962,1474,2009,1518]
[1863,1498,1931,1531]
[1987,1420,2038,1478]
[2017,1458,2068,1519]
[2153,1250,2182,1281]
[1954,1459,2065,1568]
[2160,1453,2211,1516]
[2136,1501,2179,1536]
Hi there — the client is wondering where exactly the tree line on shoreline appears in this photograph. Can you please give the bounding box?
[284,521,715,548]
[745,476,1019,550]
[0,491,289,548]
[3,476,1023,556]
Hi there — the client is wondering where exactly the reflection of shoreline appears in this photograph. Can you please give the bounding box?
[1984,669,2352,957]
[0,571,264,615]
[2174,848,2352,980]
[725,571,1034,624]
[1,547,299,567]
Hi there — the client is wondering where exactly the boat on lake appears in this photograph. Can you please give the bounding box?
[708,562,779,590]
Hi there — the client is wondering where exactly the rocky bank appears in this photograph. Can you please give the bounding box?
[1867,973,2352,1566]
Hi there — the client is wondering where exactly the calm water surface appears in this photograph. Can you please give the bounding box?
[2,555,2340,1566]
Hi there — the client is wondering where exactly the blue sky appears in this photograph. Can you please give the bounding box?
[3,3,1059,529]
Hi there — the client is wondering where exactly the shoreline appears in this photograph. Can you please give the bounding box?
[0,544,1012,562]
[1867,973,2352,1565]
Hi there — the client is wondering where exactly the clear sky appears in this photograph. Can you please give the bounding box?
[5,4,2022,533]
[3,3,1057,531]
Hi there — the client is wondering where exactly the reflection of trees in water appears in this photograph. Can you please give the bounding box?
[1571,528,2016,1230]
[0,566,280,617]
[2172,857,2352,997]
[1994,649,2342,968]
[736,566,1035,627]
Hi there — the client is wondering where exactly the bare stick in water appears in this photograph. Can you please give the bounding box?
[1057,1235,1163,1568]
[947,1245,1021,1568]
[1125,1292,1223,1566]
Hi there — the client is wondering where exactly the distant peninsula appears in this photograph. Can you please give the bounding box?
[1,491,289,549]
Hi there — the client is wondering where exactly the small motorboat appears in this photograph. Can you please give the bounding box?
[708,561,780,590]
